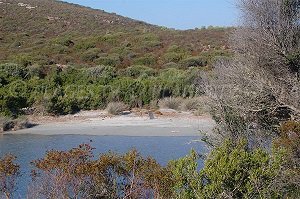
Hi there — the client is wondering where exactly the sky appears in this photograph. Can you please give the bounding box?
[63,0,238,30]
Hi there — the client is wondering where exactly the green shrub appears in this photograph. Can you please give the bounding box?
[168,150,201,199]
[11,54,34,67]
[133,54,156,66]
[200,140,286,198]
[200,50,232,65]
[1,95,28,117]
[167,45,188,54]
[141,40,162,49]
[163,52,187,63]
[26,64,44,78]
[47,44,70,54]
[0,63,27,79]
[80,48,102,62]
[180,56,207,68]
[51,37,74,47]
[162,62,180,69]
[85,65,116,82]
[287,52,300,74]
[95,54,121,67]
[99,33,122,44]
[119,65,156,78]
[74,40,96,50]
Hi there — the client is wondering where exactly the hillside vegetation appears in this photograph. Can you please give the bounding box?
[0,0,231,117]
[0,0,230,67]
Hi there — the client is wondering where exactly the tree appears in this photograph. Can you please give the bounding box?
[203,0,300,146]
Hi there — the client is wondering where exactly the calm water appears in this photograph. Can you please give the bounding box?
[0,134,208,197]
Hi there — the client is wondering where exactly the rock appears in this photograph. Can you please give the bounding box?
[148,111,155,119]
[121,111,131,115]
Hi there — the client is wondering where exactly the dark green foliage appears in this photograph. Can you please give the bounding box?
[0,62,201,116]
[118,65,156,78]
[168,140,294,199]
[74,40,96,50]
[287,52,300,75]
[94,54,121,66]
[133,54,156,66]
[163,52,187,63]
[180,56,208,68]
[80,48,102,62]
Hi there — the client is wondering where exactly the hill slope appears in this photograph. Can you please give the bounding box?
[0,0,231,68]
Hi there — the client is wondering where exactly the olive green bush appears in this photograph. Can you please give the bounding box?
[179,56,207,68]
[118,65,156,78]
[133,54,156,66]
[168,139,295,199]
[4,139,297,198]
[163,52,187,63]
[0,62,202,116]
[94,53,121,66]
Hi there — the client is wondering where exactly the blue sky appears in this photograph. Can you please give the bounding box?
[63,0,238,30]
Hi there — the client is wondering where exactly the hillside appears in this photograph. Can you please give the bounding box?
[0,0,231,68]
[0,0,232,118]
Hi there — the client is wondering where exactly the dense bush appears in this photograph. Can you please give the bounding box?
[3,139,299,198]
[29,145,173,199]
[80,48,102,62]
[0,62,201,116]
[199,140,287,198]
[133,54,156,66]
[163,52,187,63]
[179,56,208,68]
[94,53,121,66]
[118,65,156,78]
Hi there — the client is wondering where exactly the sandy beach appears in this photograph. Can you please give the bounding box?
[7,109,215,137]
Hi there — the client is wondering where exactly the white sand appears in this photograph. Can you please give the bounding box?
[8,110,215,137]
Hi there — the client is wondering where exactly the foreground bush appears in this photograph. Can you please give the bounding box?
[29,144,173,199]
[0,155,20,199]
[199,140,287,198]
[2,139,300,198]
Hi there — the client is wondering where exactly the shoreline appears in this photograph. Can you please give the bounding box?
[4,109,215,137]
